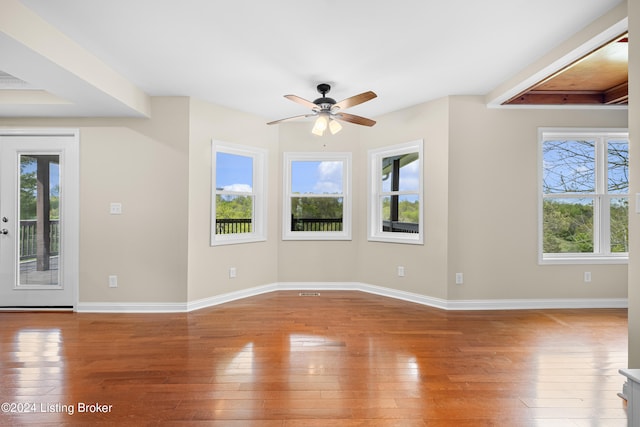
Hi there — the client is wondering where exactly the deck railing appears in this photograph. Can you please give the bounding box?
[214,218,418,234]
[19,220,60,260]
[215,218,252,234]
[291,217,343,232]
[382,220,419,233]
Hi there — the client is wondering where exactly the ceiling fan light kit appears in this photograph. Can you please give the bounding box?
[311,114,328,136]
[268,83,377,136]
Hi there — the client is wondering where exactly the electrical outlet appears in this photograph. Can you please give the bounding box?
[455,273,464,285]
[229,267,237,279]
[108,275,118,288]
[397,266,405,277]
[584,272,592,283]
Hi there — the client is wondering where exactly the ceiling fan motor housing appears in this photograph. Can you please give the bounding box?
[314,83,336,108]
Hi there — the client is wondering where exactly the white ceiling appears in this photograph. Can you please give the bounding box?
[0,0,625,120]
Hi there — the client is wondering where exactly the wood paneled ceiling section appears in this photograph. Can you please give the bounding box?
[505,33,628,106]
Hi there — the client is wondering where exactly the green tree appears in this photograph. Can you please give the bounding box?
[20,156,60,220]
[543,200,593,253]
[20,157,37,220]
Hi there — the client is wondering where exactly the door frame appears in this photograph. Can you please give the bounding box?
[0,128,79,310]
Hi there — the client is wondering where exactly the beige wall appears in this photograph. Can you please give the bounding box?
[78,124,189,303]
[447,96,628,300]
[353,95,627,302]
[0,93,630,307]
[277,122,362,282]
[355,97,450,299]
[186,98,279,301]
[1,97,191,303]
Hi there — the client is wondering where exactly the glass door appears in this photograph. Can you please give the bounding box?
[19,154,61,287]
[0,131,79,308]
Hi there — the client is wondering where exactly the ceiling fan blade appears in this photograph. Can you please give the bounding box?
[267,114,315,125]
[334,112,376,127]
[334,91,377,110]
[284,94,319,110]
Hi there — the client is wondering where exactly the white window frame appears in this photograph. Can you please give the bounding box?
[283,152,352,241]
[368,140,424,245]
[211,140,267,246]
[538,128,628,264]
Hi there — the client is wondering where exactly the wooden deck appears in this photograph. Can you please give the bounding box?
[0,291,628,426]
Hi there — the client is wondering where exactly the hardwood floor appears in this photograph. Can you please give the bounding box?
[0,291,628,426]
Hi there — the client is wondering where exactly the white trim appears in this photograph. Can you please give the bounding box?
[187,283,278,311]
[76,302,188,313]
[0,307,73,312]
[368,140,424,245]
[0,128,80,309]
[445,297,628,310]
[211,140,267,246]
[76,282,627,313]
[0,128,80,137]
[538,128,629,264]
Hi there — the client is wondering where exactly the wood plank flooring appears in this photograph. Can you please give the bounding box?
[0,291,629,426]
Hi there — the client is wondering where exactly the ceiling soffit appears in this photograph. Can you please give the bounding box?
[504,33,628,106]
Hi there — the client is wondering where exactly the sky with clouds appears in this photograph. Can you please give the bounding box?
[216,152,423,196]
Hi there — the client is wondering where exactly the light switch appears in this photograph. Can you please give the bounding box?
[110,203,122,215]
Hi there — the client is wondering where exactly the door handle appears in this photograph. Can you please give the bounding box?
[0,229,8,235]
[1,217,7,223]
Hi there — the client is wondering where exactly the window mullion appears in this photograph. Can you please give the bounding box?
[594,139,605,255]
[592,195,602,254]
[600,194,612,256]
[596,138,607,194]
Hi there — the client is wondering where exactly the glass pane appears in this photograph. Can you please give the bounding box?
[290,197,343,231]
[542,140,595,194]
[216,152,253,192]
[610,197,629,253]
[291,161,343,194]
[543,198,593,253]
[18,155,61,286]
[381,195,420,233]
[381,152,419,192]
[215,195,253,234]
[608,140,629,194]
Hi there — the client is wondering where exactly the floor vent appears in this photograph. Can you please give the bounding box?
[299,292,320,297]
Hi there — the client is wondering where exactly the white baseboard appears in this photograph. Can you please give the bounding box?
[76,301,188,313]
[76,282,628,313]
[445,297,628,310]
[187,283,278,312]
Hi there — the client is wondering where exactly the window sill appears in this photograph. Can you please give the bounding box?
[368,234,424,245]
[282,231,351,241]
[540,255,628,265]
[211,235,266,246]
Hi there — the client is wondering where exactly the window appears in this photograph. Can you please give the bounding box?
[283,152,351,240]
[211,140,267,246]
[368,140,423,244]
[539,129,628,263]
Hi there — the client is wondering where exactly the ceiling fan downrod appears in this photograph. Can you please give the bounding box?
[314,83,336,108]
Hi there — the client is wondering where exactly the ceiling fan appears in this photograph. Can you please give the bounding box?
[267,83,377,135]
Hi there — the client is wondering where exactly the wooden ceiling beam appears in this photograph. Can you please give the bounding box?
[603,82,628,104]
[506,91,605,105]
[502,32,628,106]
